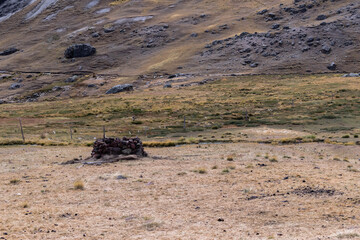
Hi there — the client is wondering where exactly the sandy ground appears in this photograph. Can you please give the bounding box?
[1,143,360,240]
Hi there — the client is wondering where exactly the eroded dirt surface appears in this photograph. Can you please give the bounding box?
[1,143,360,239]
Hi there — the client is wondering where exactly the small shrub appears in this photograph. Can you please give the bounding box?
[74,180,84,190]
[10,179,20,184]
[226,155,234,161]
[269,157,278,163]
[342,135,350,138]
[228,165,236,170]
[212,165,218,169]
[21,202,29,208]
[177,172,187,176]
[198,168,207,174]
[246,164,253,169]
[222,169,230,173]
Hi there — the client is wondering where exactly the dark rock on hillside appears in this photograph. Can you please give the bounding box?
[9,83,21,90]
[316,15,328,21]
[0,47,18,56]
[327,62,336,70]
[106,84,133,94]
[0,0,33,19]
[91,32,100,38]
[64,44,96,59]
[257,9,268,15]
[65,75,79,83]
[321,45,331,54]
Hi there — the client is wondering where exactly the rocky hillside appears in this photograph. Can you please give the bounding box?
[0,0,359,101]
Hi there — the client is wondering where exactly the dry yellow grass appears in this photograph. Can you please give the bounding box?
[1,142,360,239]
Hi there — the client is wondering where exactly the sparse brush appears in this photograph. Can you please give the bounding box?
[222,169,230,173]
[212,165,218,169]
[177,172,187,176]
[228,165,236,170]
[21,202,29,208]
[226,155,234,161]
[10,179,20,184]
[198,168,207,174]
[337,233,360,239]
[269,157,278,163]
[74,180,84,190]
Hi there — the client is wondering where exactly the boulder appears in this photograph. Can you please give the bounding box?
[9,83,21,90]
[106,84,133,94]
[257,9,268,15]
[0,47,19,56]
[65,75,79,83]
[316,15,327,21]
[64,44,96,59]
[343,73,360,77]
[327,62,336,71]
[321,45,331,54]
[163,83,172,88]
[91,32,100,38]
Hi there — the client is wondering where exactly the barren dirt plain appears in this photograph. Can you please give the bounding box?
[1,140,360,240]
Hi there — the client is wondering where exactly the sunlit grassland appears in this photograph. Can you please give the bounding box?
[0,74,359,144]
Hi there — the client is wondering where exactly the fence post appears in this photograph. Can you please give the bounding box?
[183,116,186,131]
[19,118,25,142]
[103,126,106,139]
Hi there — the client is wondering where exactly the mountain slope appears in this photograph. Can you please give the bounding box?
[0,0,359,101]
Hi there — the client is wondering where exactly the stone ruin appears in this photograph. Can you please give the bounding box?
[91,137,147,159]
[62,137,147,165]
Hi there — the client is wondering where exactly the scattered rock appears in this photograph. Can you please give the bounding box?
[316,15,327,21]
[163,83,172,88]
[292,186,339,196]
[9,83,21,90]
[250,63,259,68]
[257,9,268,15]
[106,84,133,94]
[91,32,100,38]
[272,24,280,29]
[103,27,115,33]
[0,47,19,56]
[321,45,331,54]
[343,73,360,77]
[64,44,96,59]
[0,74,11,80]
[65,75,79,83]
[26,74,32,78]
[117,175,127,180]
